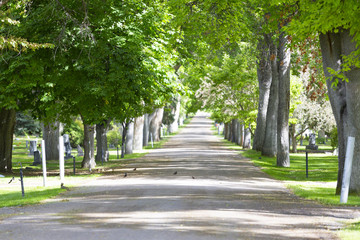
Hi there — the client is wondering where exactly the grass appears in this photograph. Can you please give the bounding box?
[339,220,360,240]
[0,186,66,207]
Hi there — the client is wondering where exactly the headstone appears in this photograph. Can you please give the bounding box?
[32,150,41,166]
[306,133,318,150]
[63,134,73,160]
[318,130,326,144]
[77,145,84,156]
[28,140,37,156]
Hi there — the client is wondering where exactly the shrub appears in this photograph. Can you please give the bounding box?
[107,125,122,147]
[62,119,84,148]
[316,137,326,144]
[329,127,338,150]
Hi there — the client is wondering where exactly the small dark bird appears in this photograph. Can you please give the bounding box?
[133,168,137,171]
[124,173,127,178]
[60,183,70,191]
[8,177,15,184]
[258,157,262,159]
[173,171,177,175]
[192,176,195,179]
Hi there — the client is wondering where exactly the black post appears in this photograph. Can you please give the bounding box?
[73,157,76,175]
[306,151,309,178]
[20,168,25,197]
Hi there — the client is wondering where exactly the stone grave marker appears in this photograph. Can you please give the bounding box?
[32,150,41,166]
[77,145,84,156]
[306,133,318,150]
[63,134,73,160]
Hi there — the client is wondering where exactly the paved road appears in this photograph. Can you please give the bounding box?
[0,113,358,239]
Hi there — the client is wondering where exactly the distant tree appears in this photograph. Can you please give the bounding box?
[14,112,41,136]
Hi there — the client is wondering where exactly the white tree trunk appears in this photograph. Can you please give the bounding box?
[133,116,144,151]
[276,31,291,167]
[262,40,279,157]
[149,108,164,142]
[169,96,181,133]
[243,127,251,149]
[253,34,272,152]
[125,121,134,154]
[143,113,150,147]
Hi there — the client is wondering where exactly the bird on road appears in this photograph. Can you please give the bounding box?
[133,168,137,171]
[173,171,177,175]
[192,176,195,179]
[61,183,70,191]
[124,173,127,178]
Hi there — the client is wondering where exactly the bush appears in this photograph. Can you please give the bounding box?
[329,127,338,150]
[107,125,122,147]
[62,119,84,148]
[316,137,326,144]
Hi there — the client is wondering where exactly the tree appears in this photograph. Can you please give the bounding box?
[280,0,360,193]
[1,0,180,168]
[0,0,52,172]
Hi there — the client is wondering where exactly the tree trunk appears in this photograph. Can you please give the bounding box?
[133,116,144,151]
[235,121,241,145]
[143,113,149,147]
[262,40,279,157]
[149,108,164,142]
[341,31,360,194]
[253,34,272,152]
[243,126,251,149]
[231,119,237,143]
[81,124,96,169]
[95,121,110,163]
[125,121,134,154]
[290,124,297,153]
[42,122,63,161]
[224,122,229,140]
[320,29,360,194]
[120,122,129,158]
[239,123,244,146]
[227,121,233,141]
[276,31,291,167]
[168,95,181,133]
[319,32,347,195]
[0,108,16,172]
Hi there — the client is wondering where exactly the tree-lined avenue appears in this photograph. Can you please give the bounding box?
[0,113,357,240]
